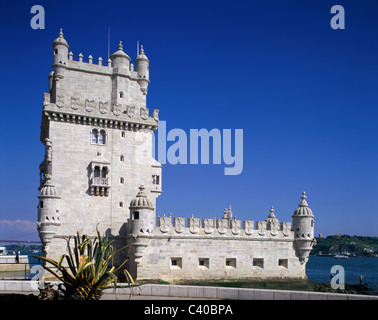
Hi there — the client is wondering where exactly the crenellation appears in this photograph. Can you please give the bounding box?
[154,213,293,239]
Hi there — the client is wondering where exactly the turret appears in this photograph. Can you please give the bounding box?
[110,41,131,70]
[52,28,69,79]
[37,175,61,256]
[37,138,61,256]
[135,45,150,95]
[129,185,155,235]
[292,192,316,264]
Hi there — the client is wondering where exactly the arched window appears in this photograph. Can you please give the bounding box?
[91,129,98,144]
[94,166,100,177]
[91,128,106,145]
[99,130,106,145]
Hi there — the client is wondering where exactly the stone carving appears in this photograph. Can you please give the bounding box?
[217,219,228,234]
[85,99,94,112]
[140,108,149,120]
[70,97,80,110]
[270,221,278,236]
[189,215,200,234]
[231,219,241,235]
[56,95,64,108]
[174,217,185,233]
[203,218,214,234]
[152,109,159,121]
[113,103,121,116]
[158,215,171,233]
[257,221,266,236]
[282,222,291,237]
[243,220,254,235]
[99,101,108,114]
[126,105,135,118]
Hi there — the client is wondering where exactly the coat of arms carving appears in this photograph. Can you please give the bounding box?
[85,99,94,112]
[217,219,228,234]
[189,216,200,234]
[152,109,159,121]
[99,101,108,114]
[126,105,135,118]
[257,221,266,236]
[174,217,185,233]
[113,103,121,116]
[56,95,64,108]
[243,220,254,235]
[231,219,241,235]
[158,216,171,233]
[71,97,79,110]
[140,108,149,120]
[203,219,214,234]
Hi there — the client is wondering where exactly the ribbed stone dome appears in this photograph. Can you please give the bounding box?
[53,29,69,49]
[293,192,313,216]
[39,179,58,197]
[130,185,154,209]
[110,41,131,61]
[136,45,149,61]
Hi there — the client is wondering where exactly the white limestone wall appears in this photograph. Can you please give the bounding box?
[46,120,160,261]
[135,234,305,281]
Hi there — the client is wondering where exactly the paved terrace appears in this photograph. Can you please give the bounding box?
[0,281,377,300]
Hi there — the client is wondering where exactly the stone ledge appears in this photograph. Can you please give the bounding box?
[1,281,377,300]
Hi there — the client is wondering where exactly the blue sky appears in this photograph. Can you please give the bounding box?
[0,0,377,242]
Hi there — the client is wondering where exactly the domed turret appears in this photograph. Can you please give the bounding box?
[292,192,316,264]
[135,45,150,95]
[37,176,61,255]
[129,185,155,235]
[52,29,69,78]
[110,41,131,69]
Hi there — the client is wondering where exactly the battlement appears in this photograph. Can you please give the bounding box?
[152,213,292,239]
[63,52,139,79]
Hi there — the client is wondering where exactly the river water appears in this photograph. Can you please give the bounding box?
[306,256,378,294]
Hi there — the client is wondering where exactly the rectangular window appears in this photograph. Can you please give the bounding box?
[253,258,264,269]
[225,258,236,269]
[170,257,182,269]
[133,211,139,220]
[278,259,288,268]
[198,258,209,269]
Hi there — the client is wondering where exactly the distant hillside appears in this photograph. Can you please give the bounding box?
[2,243,42,253]
[311,235,378,256]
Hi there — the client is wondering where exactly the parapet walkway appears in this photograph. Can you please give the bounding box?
[0,281,377,300]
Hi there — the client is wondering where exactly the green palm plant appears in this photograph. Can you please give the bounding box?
[30,226,133,300]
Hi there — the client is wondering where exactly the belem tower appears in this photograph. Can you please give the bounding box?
[37,30,316,282]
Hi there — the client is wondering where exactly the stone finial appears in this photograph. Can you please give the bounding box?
[98,57,103,66]
[78,53,83,62]
[59,28,63,37]
[269,206,275,217]
[107,58,112,67]
[140,45,145,54]
[118,41,123,51]
[88,55,93,64]
[299,192,308,207]
[68,51,73,60]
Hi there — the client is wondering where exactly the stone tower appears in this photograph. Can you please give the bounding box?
[292,192,316,264]
[38,29,162,261]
